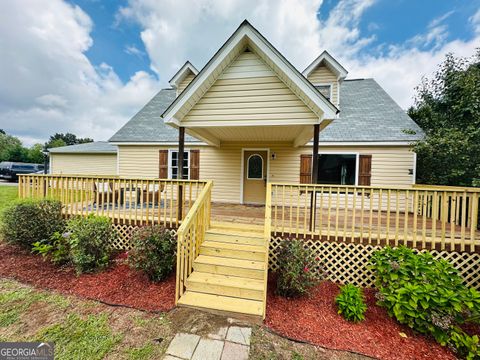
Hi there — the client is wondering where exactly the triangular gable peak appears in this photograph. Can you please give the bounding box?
[303,51,348,81]
[162,20,338,147]
[169,61,199,96]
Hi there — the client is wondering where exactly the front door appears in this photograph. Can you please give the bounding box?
[243,150,268,204]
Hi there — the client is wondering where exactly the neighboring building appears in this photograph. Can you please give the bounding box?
[52,20,423,204]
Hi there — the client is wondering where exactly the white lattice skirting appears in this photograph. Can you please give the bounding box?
[107,224,480,290]
[269,236,480,289]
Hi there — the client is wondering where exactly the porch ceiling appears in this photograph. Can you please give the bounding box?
[186,120,333,147]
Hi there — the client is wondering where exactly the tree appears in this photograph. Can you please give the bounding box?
[27,144,45,164]
[408,50,480,187]
[0,132,22,162]
[45,133,93,148]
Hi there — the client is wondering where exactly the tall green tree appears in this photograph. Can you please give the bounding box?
[45,133,93,148]
[0,132,22,162]
[408,50,480,187]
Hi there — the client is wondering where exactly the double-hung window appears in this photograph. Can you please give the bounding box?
[169,150,190,179]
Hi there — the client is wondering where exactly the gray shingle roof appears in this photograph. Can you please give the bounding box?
[48,141,117,154]
[109,89,199,143]
[109,79,424,144]
[319,79,424,142]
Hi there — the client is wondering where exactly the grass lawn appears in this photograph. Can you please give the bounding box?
[0,278,357,360]
[0,186,17,214]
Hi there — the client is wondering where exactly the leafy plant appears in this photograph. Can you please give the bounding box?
[336,284,367,322]
[128,225,175,282]
[32,231,71,265]
[1,199,64,247]
[371,246,480,358]
[67,215,115,274]
[275,239,321,298]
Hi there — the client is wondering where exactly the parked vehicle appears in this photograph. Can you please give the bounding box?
[0,162,44,182]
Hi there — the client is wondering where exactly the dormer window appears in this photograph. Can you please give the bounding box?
[316,84,332,101]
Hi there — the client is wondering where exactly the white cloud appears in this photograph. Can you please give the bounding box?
[0,0,160,146]
[470,8,480,34]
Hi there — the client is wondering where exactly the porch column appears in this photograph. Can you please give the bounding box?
[312,124,320,183]
[178,127,185,220]
[310,124,320,231]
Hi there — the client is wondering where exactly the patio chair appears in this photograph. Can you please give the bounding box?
[93,181,120,206]
[140,183,164,205]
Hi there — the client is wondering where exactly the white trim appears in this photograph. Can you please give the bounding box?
[315,152,359,186]
[412,152,417,185]
[313,83,333,101]
[162,21,338,126]
[168,149,191,180]
[169,61,199,89]
[240,148,270,204]
[305,141,414,147]
[110,142,209,146]
[303,50,348,79]
[246,154,264,180]
[48,155,52,175]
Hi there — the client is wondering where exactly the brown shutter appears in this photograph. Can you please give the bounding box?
[159,150,168,179]
[358,155,372,186]
[190,150,200,180]
[300,154,312,184]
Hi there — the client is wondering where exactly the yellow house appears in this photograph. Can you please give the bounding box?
[51,20,423,206]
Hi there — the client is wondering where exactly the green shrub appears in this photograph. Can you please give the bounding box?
[32,231,71,265]
[1,199,64,247]
[336,284,367,322]
[371,246,480,359]
[128,225,175,282]
[67,215,115,274]
[275,239,321,298]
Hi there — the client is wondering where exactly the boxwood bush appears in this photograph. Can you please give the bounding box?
[1,199,64,247]
[275,239,321,298]
[336,284,367,322]
[67,215,116,274]
[371,246,480,359]
[128,225,175,282]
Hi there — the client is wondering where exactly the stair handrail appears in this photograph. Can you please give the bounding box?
[175,180,213,304]
[262,182,272,319]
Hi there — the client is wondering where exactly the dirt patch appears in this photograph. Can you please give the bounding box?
[0,243,175,312]
[265,278,459,360]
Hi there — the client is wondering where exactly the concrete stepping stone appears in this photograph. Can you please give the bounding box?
[166,333,201,359]
[226,326,252,346]
[191,338,224,360]
[221,341,249,360]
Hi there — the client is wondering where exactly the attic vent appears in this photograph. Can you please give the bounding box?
[244,48,251,52]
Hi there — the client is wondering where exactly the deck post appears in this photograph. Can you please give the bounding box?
[310,124,320,231]
[178,127,185,221]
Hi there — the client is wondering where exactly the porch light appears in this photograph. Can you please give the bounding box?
[271,152,276,160]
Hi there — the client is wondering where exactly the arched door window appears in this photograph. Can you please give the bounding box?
[247,154,263,179]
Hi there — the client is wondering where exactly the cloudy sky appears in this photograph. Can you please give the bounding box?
[1,0,479,146]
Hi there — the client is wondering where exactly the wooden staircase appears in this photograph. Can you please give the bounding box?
[177,222,267,320]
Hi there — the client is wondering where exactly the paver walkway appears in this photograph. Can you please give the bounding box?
[164,324,251,360]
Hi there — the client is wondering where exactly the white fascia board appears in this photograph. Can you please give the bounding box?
[303,141,414,146]
[168,61,199,89]
[303,50,348,80]
[163,22,338,124]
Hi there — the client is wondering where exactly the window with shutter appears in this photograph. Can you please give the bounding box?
[159,150,168,179]
[358,155,372,186]
[190,150,200,180]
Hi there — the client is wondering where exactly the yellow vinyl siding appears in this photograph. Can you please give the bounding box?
[306,65,338,105]
[182,51,318,125]
[177,73,195,95]
[51,154,117,175]
[118,144,415,203]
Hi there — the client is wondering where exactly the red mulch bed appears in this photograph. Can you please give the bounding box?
[0,243,175,312]
[265,277,460,360]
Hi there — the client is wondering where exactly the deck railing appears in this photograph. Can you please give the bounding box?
[18,174,208,227]
[175,181,213,304]
[268,183,480,252]
[262,183,272,318]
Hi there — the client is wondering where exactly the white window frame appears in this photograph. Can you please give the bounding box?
[314,83,333,101]
[316,152,359,186]
[168,149,191,180]
[246,154,264,180]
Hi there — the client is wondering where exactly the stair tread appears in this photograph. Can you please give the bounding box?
[194,255,265,270]
[210,221,264,233]
[206,229,264,239]
[187,272,264,291]
[178,291,263,316]
[202,241,265,253]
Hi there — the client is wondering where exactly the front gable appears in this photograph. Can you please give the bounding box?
[162,21,338,146]
[182,49,318,125]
